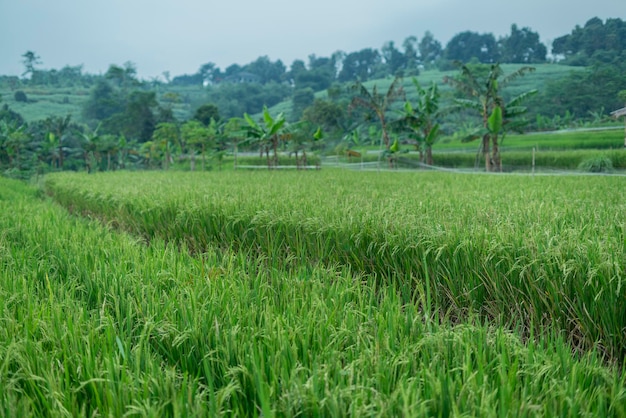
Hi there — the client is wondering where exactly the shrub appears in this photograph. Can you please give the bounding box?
[14,90,28,102]
[578,156,613,173]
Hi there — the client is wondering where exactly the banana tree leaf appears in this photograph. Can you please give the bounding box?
[488,106,503,134]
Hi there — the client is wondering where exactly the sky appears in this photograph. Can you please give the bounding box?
[1,0,624,80]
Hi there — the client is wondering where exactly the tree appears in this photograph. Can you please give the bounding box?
[499,25,547,63]
[419,31,442,67]
[444,63,536,172]
[0,120,29,169]
[302,99,347,137]
[552,17,626,63]
[83,80,124,121]
[198,62,218,85]
[338,48,382,82]
[105,62,139,90]
[151,122,179,170]
[120,91,159,142]
[444,31,499,63]
[394,80,444,165]
[402,36,419,72]
[44,115,72,169]
[292,88,315,120]
[21,51,41,78]
[244,56,286,84]
[244,106,287,169]
[286,121,323,169]
[381,41,407,76]
[194,103,221,125]
[223,117,246,170]
[181,119,220,171]
[349,77,404,151]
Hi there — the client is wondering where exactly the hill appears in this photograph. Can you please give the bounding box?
[0,64,585,124]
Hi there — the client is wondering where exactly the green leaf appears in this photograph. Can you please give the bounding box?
[424,124,440,146]
[488,106,503,134]
[390,138,399,153]
[262,106,274,127]
[243,113,259,129]
[313,127,323,140]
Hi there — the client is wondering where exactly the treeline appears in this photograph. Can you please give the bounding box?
[1,16,626,179]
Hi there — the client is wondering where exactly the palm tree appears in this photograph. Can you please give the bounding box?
[45,115,72,169]
[151,122,179,170]
[223,117,247,170]
[394,79,444,166]
[244,106,287,169]
[0,120,29,170]
[444,63,536,172]
[286,122,323,169]
[349,76,404,151]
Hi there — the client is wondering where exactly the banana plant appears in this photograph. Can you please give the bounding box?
[445,63,536,172]
[349,76,404,150]
[244,106,287,169]
[393,79,444,165]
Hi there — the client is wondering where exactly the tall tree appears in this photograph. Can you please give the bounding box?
[151,122,179,170]
[194,103,221,125]
[499,25,547,63]
[394,80,443,165]
[44,115,72,169]
[21,51,41,78]
[338,48,382,82]
[349,77,404,150]
[244,106,287,169]
[444,31,499,63]
[381,41,407,76]
[402,36,419,72]
[444,63,536,172]
[418,31,442,67]
[244,56,286,84]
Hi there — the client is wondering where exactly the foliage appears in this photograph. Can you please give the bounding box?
[349,77,404,150]
[537,61,626,118]
[193,103,220,125]
[393,79,443,165]
[21,50,41,78]
[444,63,537,171]
[244,106,287,168]
[552,17,626,64]
[43,170,626,368]
[499,24,547,64]
[13,91,28,103]
[1,175,624,416]
[291,87,315,120]
[577,155,614,172]
[444,31,499,64]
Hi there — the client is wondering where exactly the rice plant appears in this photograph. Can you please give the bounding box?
[2,176,626,415]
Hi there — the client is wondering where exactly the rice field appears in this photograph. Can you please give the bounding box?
[1,169,625,415]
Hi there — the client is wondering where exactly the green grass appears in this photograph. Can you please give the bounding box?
[0,86,90,122]
[44,170,626,363]
[436,128,626,152]
[1,175,625,416]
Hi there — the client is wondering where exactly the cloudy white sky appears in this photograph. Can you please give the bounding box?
[1,0,623,79]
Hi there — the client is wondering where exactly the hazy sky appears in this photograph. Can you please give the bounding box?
[1,0,624,79]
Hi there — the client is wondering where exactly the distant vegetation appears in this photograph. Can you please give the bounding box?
[1,16,625,178]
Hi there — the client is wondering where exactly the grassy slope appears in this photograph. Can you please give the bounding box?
[0,64,585,124]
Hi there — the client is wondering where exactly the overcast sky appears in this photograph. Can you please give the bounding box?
[1,0,624,80]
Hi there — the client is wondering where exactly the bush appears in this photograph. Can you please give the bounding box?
[578,156,613,173]
[14,91,28,102]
